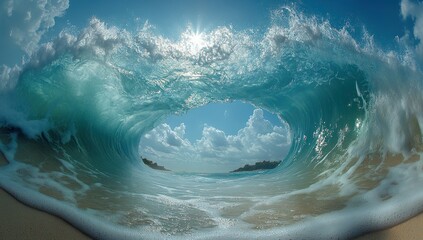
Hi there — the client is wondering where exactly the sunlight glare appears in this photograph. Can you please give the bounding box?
[187,31,207,54]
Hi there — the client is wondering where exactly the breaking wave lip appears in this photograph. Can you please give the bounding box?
[0,6,423,240]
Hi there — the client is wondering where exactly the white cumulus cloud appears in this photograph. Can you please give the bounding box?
[0,0,69,90]
[401,0,423,58]
[0,0,69,56]
[140,109,291,173]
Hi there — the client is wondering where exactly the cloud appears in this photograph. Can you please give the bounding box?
[0,0,69,89]
[198,126,229,149]
[0,64,20,90]
[401,0,423,57]
[142,123,189,151]
[140,109,291,172]
[0,0,69,58]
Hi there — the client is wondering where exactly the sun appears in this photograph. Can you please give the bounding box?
[188,32,206,54]
[186,31,207,55]
[189,32,205,46]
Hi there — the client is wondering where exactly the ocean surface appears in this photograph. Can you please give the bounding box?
[1,2,423,239]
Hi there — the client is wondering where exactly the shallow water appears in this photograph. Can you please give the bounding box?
[1,4,423,240]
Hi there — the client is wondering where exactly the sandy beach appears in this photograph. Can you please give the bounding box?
[0,187,421,240]
[0,189,90,240]
[357,213,423,240]
[0,144,89,239]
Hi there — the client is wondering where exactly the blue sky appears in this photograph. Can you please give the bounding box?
[1,1,414,67]
[166,101,282,142]
[52,0,411,46]
[2,0,414,68]
[54,0,282,37]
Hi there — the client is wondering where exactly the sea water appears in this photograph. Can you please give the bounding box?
[0,5,423,240]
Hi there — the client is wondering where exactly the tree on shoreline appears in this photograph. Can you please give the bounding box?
[230,160,281,173]
[141,157,170,171]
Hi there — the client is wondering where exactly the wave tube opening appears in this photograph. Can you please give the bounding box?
[139,101,291,173]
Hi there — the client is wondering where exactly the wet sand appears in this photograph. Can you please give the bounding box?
[0,189,90,240]
[0,185,421,239]
[0,135,88,239]
[356,213,423,240]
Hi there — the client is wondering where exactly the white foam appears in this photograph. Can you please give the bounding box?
[0,94,51,139]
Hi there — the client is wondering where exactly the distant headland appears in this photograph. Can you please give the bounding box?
[141,157,170,171]
[141,157,281,173]
[230,160,281,173]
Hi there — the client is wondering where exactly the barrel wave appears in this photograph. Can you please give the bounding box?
[1,7,423,239]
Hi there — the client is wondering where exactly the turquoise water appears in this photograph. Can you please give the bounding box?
[0,5,423,239]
